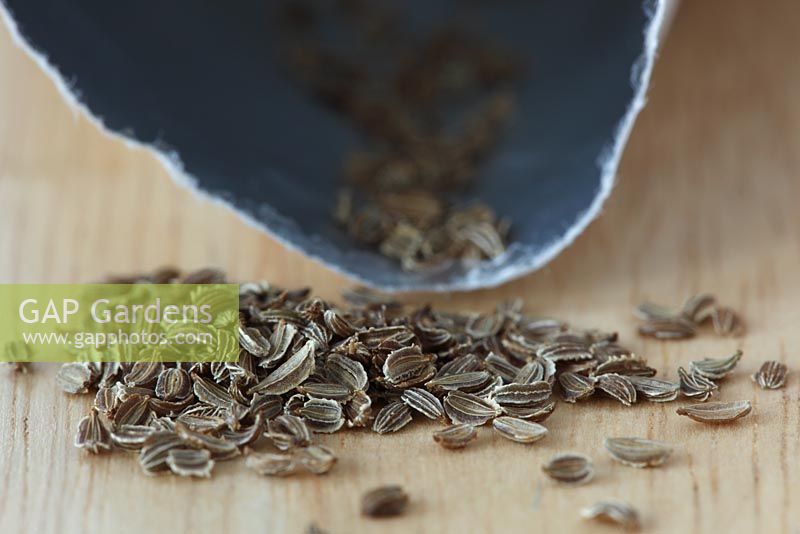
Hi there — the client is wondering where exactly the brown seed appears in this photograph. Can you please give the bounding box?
[581,500,641,530]
[638,318,696,340]
[634,302,677,321]
[93,387,118,415]
[678,366,717,401]
[625,376,679,403]
[344,390,373,428]
[604,437,673,468]
[124,361,163,388]
[709,306,745,336]
[298,382,353,402]
[248,340,318,395]
[676,400,752,423]
[483,352,521,383]
[361,485,409,518]
[175,422,239,457]
[514,359,556,385]
[265,321,298,365]
[219,413,265,447]
[326,354,368,391]
[689,350,742,380]
[558,372,596,403]
[155,368,192,401]
[465,312,504,339]
[239,326,272,358]
[537,342,593,362]
[752,360,787,390]
[594,355,656,377]
[296,444,337,475]
[113,394,152,426]
[166,448,215,478]
[245,451,297,477]
[372,401,413,434]
[382,346,436,388]
[56,363,98,394]
[443,391,500,426]
[433,424,478,449]
[267,415,313,450]
[542,453,594,484]
[492,416,547,444]
[139,431,183,475]
[425,371,492,394]
[501,399,556,422]
[111,424,156,451]
[401,388,444,420]
[249,393,283,419]
[323,309,358,338]
[74,409,112,454]
[491,382,552,406]
[192,374,235,409]
[595,374,637,406]
[298,398,345,434]
[680,293,716,323]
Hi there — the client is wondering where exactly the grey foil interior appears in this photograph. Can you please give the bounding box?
[1,0,666,291]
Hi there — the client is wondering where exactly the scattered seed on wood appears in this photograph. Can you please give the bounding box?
[36,267,752,481]
[676,400,752,423]
[433,424,478,449]
[678,366,717,402]
[296,445,337,475]
[581,500,641,530]
[74,409,112,454]
[492,416,548,444]
[604,437,673,468]
[625,376,680,403]
[542,453,594,484]
[638,318,696,340]
[596,374,637,406]
[166,448,215,478]
[689,350,743,380]
[245,451,297,477]
[636,294,744,340]
[752,360,787,390]
[361,485,409,518]
[709,306,745,337]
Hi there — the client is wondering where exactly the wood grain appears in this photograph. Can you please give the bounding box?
[2,1,800,532]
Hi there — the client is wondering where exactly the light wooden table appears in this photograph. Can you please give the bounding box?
[2,1,800,532]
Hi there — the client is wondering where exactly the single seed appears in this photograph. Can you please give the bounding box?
[676,400,752,423]
[361,485,409,518]
[433,424,478,449]
[604,437,673,468]
[678,366,717,401]
[689,350,743,380]
[443,391,500,426]
[752,360,787,390]
[581,500,641,530]
[542,453,594,484]
[492,416,547,444]
[558,372,595,403]
[372,401,413,434]
[595,374,637,406]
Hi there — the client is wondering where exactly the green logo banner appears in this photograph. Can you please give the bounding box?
[0,284,239,362]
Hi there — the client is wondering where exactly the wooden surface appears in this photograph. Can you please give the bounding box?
[2,1,800,532]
